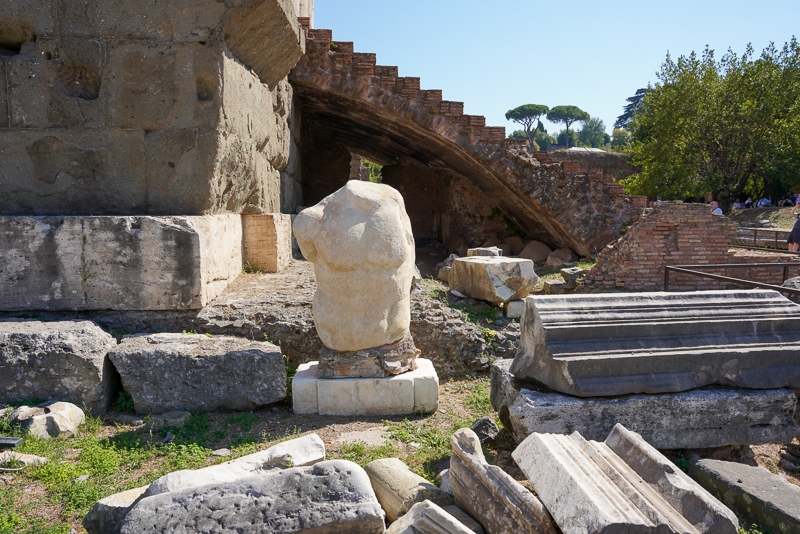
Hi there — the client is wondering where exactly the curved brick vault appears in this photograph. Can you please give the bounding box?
[290,26,646,255]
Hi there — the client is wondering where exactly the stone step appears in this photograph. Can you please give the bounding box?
[509,290,800,396]
[491,359,800,449]
[511,424,739,534]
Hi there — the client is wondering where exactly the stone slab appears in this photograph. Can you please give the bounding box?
[109,333,286,415]
[0,215,242,311]
[120,460,385,534]
[365,458,453,523]
[449,257,538,305]
[512,424,739,534]
[504,299,525,319]
[385,500,474,534]
[293,358,439,415]
[83,485,149,534]
[144,433,325,497]
[242,213,292,273]
[449,428,556,534]
[0,320,116,413]
[689,459,800,534]
[510,290,800,396]
[492,359,800,449]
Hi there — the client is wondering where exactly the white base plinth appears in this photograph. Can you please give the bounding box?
[292,358,439,415]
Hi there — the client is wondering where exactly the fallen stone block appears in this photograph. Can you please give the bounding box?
[443,505,485,534]
[120,460,386,534]
[544,247,575,268]
[109,333,286,414]
[504,236,526,256]
[449,257,538,305]
[560,266,583,286]
[504,299,525,318]
[510,290,800,397]
[0,215,243,311]
[364,457,453,522]
[518,240,552,262]
[144,433,325,497]
[10,401,85,439]
[543,279,568,294]
[449,428,556,534]
[470,417,499,445]
[83,485,148,534]
[512,424,739,534]
[492,359,800,449]
[0,320,116,413]
[689,459,800,534]
[292,359,439,415]
[466,247,502,257]
[385,500,474,534]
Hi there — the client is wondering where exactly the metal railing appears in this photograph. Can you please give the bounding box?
[737,227,790,250]
[663,262,800,295]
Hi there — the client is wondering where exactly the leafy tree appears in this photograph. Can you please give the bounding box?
[534,130,556,150]
[505,104,550,151]
[625,39,800,204]
[611,128,631,149]
[509,129,539,150]
[614,89,648,130]
[556,129,579,148]
[547,105,590,148]
[578,117,607,148]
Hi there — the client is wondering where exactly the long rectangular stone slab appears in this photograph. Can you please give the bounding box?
[509,290,800,396]
[688,459,800,534]
[512,424,739,534]
[0,215,242,311]
[492,359,800,449]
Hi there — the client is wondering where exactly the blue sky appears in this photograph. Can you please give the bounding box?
[315,0,799,137]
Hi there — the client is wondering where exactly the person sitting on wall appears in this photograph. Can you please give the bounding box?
[732,200,743,209]
[788,203,800,252]
[710,201,723,215]
[744,197,754,209]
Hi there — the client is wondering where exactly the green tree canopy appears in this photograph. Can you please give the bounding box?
[509,129,539,150]
[505,104,550,151]
[625,39,800,204]
[546,105,590,148]
[614,89,648,130]
[534,130,556,150]
[578,117,607,148]
[556,129,579,148]
[611,128,632,149]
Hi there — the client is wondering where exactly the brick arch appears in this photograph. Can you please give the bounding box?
[290,27,645,255]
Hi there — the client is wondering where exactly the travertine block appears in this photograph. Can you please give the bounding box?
[512,424,738,534]
[385,500,474,534]
[364,458,453,522]
[449,257,538,305]
[83,486,149,534]
[0,215,242,311]
[242,213,292,273]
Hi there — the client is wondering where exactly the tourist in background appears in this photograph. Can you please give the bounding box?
[732,200,743,209]
[788,203,800,252]
[710,201,723,215]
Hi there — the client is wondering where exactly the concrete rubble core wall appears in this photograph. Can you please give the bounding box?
[0,0,304,217]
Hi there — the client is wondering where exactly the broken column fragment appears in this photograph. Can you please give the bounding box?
[449,257,539,305]
[449,428,556,534]
[510,290,800,397]
[512,424,739,534]
[294,181,420,378]
[364,457,453,523]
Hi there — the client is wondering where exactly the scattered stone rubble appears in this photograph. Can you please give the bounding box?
[9,401,85,440]
[449,257,539,306]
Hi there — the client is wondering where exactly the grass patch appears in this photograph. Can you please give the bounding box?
[340,441,399,466]
[421,277,501,332]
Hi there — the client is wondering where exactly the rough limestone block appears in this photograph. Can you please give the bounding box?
[385,500,474,534]
[504,299,525,319]
[512,424,739,534]
[0,215,242,311]
[504,236,525,256]
[10,401,85,439]
[449,257,539,305]
[449,428,556,534]
[560,266,583,286]
[518,240,552,262]
[491,359,800,449]
[300,359,438,416]
[364,458,453,522]
[83,486,149,534]
[0,320,116,413]
[466,247,502,257]
[688,459,800,534]
[294,181,417,354]
[543,279,568,294]
[109,334,286,415]
[242,213,292,273]
[510,290,800,397]
[144,434,325,497]
[120,460,385,534]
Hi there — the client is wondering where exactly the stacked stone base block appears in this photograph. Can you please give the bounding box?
[293,358,439,415]
[491,360,799,449]
[0,215,242,311]
[242,213,292,273]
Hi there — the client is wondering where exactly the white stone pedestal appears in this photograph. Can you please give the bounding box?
[292,358,439,415]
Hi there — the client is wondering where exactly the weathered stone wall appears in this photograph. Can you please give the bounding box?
[0,0,304,216]
[584,202,800,291]
[533,150,635,184]
[298,120,352,209]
